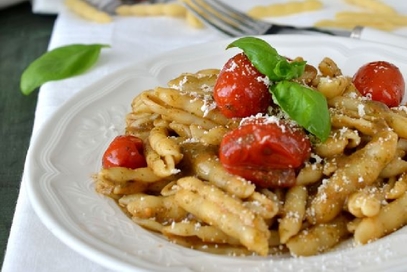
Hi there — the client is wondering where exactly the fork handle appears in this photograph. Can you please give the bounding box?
[351,26,407,50]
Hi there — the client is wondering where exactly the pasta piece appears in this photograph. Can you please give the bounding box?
[155,87,227,124]
[149,126,183,165]
[287,216,350,256]
[347,217,362,234]
[318,57,342,77]
[354,191,407,244]
[167,71,219,94]
[295,162,323,186]
[95,167,165,197]
[168,122,192,138]
[259,188,284,216]
[132,217,164,233]
[185,10,204,28]
[279,186,308,243]
[343,0,396,14]
[295,65,318,87]
[248,0,323,19]
[308,129,398,224]
[97,167,163,184]
[177,177,269,232]
[65,0,112,23]
[168,236,252,256]
[120,194,188,223]
[182,142,256,198]
[313,128,360,158]
[317,76,350,99]
[330,111,382,136]
[141,91,220,130]
[346,189,382,218]
[116,3,186,17]
[189,124,230,146]
[314,19,396,31]
[243,191,279,220]
[384,110,407,139]
[385,173,407,199]
[397,138,407,152]
[380,153,407,178]
[162,221,241,245]
[336,12,407,25]
[145,141,180,178]
[175,177,270,256]
[315,4,406,31]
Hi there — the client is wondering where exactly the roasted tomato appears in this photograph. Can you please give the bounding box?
[102,135,147,169]
[213,53,271,118]
[353,61,405,107]
[219,117,311,188]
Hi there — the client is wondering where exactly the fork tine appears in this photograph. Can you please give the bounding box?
[186,0,246,36]
[210,0,268,29]
[202,0,267,33]
[185,0,265,36]
[210,0,278,35]
[184,0,338,37]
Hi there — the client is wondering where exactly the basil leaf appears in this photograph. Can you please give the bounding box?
[20,44,110,95]
[270,81,331,141]
[226,36,306,81]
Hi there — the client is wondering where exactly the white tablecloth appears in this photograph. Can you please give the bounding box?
[3,1,407,271]
[3,5,223,272]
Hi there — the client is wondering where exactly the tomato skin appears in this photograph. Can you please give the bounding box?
[219,118,311,188]
[102,135,147,169]
[353,61,405,107]
[213,53,271,118]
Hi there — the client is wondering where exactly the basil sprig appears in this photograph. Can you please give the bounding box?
[20,44,110,95]
[226,37,331,142]
[227,37,306,81]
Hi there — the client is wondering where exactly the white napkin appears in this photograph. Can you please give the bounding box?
[3,1,407,271]
[32,0,63,13]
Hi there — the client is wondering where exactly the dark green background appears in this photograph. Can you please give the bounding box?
[0,2,56,266]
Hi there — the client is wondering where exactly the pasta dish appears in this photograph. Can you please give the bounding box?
[94,37,407,257]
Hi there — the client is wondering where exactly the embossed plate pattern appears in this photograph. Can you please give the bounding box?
[26,35,407,272]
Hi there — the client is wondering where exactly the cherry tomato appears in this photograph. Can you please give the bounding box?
[219,117,311,188]
[213,53,271,118]
[102,135,147,169]
[353,61,405,107]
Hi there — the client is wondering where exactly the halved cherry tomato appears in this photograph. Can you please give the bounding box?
[102,135,147,169]
[219,117,311,188]
[353,61,405,107]
[213,53,271,118]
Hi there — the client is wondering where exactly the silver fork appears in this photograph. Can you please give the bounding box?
[183,0,407,49]
[85,0,170,14]
[182,0,346,36]
[183,0,407,50]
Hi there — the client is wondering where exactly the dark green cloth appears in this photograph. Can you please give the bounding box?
[0,2,56,265]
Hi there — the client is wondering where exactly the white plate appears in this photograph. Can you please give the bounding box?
[26,35,407,272]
